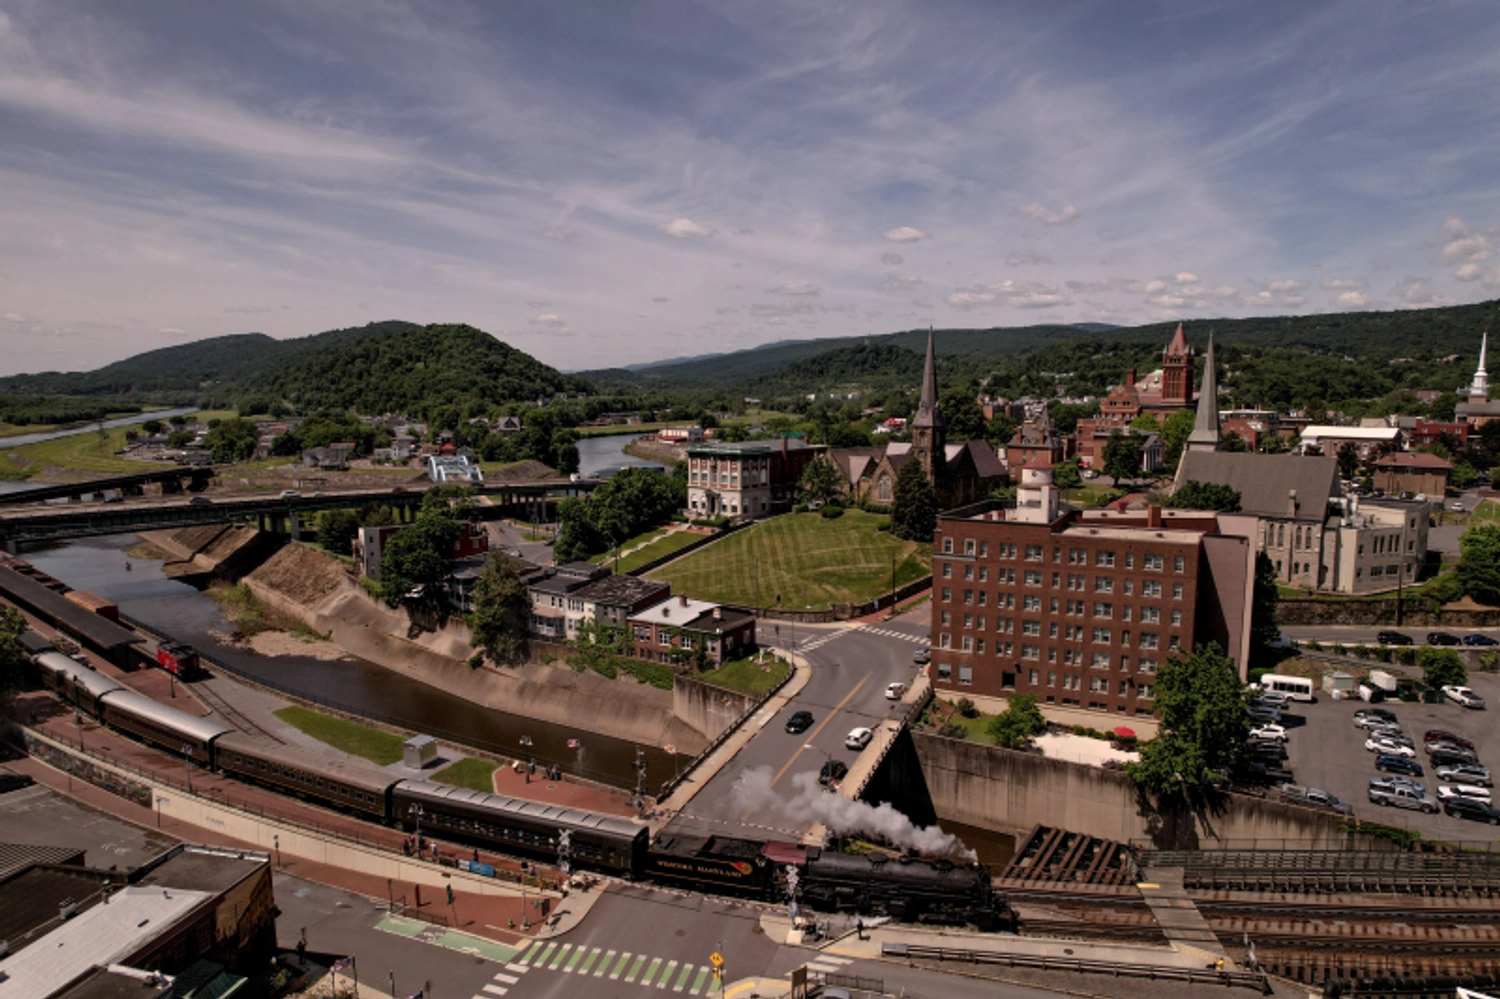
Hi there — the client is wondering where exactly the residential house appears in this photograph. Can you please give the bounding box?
[355,521,490,580]
[527,562,610,640]
[1405,419,1470,448]
[574,574,672,632]
[302,443,354,470]
[496,415,523,433]
[1003,411,1067,472]
[628,594,757,668]
[1373,451,1452,497]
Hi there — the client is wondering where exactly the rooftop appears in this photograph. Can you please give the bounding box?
[1175,451,1340,523]
[135,846,266,895]
[0,566,143,652]
[629,595,716,628]
[1057,523,1204,545]
[573,574,670,607]
[0,843,86,883]
[1299,424,1401,440]
[1374,451,1453,469]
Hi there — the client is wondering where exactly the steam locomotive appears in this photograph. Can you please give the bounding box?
[31,648,1011,929]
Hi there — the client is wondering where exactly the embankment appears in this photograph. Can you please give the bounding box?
[623,438,685,465]
[891,730,1367,850]
[139,524,282,582]
[239,542,707,752]
[672,676,757,742]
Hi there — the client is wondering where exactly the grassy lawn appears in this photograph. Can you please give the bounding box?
[272,705,406,765]
[589,526,668,563]
[1062,486,1122,508]
[0,408,236,480]
[431,757,498,793]
[647,509,931,610]
[697,654,793,695]
[614,530,701,573]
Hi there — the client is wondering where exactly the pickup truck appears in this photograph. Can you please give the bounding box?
[1368,782,1439,813]
[1280,785,1354,814]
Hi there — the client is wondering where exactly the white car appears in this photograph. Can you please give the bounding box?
[1249,723,1287,743]
[1437,784,1494,804]
[1366,736,1416,757]
[884,682,908,700]
[1443,685,1486,709]
[845,727,874,750]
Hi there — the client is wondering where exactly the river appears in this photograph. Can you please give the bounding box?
[0,406,198,449]
[574,432,663,478]
[19,533,675,791]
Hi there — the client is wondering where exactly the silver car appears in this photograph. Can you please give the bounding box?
[1436,763,1493,787]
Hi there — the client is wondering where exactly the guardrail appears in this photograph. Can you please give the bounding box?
[880,942,1271,993]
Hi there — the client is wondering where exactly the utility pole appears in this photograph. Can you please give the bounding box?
[181,744,194,793]
[632,747,647,816]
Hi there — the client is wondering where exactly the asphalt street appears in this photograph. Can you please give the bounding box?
[662,605,930,842]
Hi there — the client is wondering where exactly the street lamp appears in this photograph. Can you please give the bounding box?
[519,736,533,783]
[409,803,425,853]
[180,744,194,793]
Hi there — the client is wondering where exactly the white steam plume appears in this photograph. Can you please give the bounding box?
[735,767,976,862]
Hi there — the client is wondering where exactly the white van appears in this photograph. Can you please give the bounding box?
[1259,674,1315,702]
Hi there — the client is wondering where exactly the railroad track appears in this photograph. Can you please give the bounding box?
[190,680,284,744]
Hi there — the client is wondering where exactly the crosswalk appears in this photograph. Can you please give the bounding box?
[510,941,722,994]
[801,624,929,652]
[468,963,531,999]
[805,953,855,976]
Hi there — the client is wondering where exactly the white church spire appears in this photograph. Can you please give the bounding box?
[1471,331,1489,401]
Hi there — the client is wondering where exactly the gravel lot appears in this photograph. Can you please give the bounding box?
[1278,671,1500,843]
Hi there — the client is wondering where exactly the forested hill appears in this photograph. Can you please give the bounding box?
[744,343,923,396]
[0,321,420,399]
[236,323,592,413]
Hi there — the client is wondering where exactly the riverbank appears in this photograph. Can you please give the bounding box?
[623,436,684,465]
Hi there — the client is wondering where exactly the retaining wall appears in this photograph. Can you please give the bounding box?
[1278,598,1500,628]
[906,730,1364,850]
[671,676,758,742]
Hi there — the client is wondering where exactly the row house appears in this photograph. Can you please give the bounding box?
[627,594,758,668]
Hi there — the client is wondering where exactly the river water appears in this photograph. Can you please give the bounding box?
[0,406,198,449]
[19,532,675,791]
[575,432,663,478]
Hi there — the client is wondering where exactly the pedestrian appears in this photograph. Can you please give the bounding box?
[473,848,480,864]
[856,918,865,941]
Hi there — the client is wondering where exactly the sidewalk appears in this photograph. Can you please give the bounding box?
[650,647,813,834]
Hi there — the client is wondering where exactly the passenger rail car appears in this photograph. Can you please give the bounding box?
[392,780,648,877]
[215,732,399,822]
[97,688,234,767]
[34,651,124,714]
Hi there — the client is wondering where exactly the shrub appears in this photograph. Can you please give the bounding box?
[1353,644,1370,659]
[793,504,809,514]
[955,697,979,719]
[467,652,484,670]
[1332,643,1347,657]
[819,504,845,519]
[1305,640,1323,652]
[1396,647,1417,666]
[875,518,893,532]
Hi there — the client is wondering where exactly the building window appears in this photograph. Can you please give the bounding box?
[962,636,973,651]
[942,563,952,579]
[1096,551,1116,567]
[942,610,951,626]
[1144,554,1163,571]
[1025,545,1043,561]
[965,539,976,556]
[1090,677,1109,693]
[976,639,985,653]
[1171,609,1182,626]
[1140,607,1159,624]
[1174,556,1185,572]
[964,565,975,580]
[942,587,951,602]
[940,633,951,648]
[964,589,974,604]
[957,665,972,685]
[979,566,988,582]
[1049,622,1058,638]
[1140,633,1160,650]
[1094,576,1114,593]
[1122,605,1133,622]
[1050,597,1059,613]
[943,537,954,554]
[1092,627,1111,644]
[1047,671,1057,687]
[877,475,893,503]
[1029,669,1039,685]
[979,542,988,557]
[938,662,952,680]
[1025,571,1042,586]
[1024,595,1041,611]
[1137,684,1153,700]
[976,616,986,631]
[963,613,973,628]
[1023,620,1041,636]
[1022,644,1040,659]
[1169,635,1181,650]
[1143,580,1161,598]
[978,591,987,606]
[1093,602,1112,618]
[1140,659,1157,674]
[1172,583,1183,600]
[1091,652,1110,669]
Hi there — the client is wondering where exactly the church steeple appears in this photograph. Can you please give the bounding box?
[1185,335,1221,454]
[911,326,945,491]
[1471,331,1490,401]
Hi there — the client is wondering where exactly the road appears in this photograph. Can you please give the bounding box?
[1280,625,1499,644]
[662,604,930,842]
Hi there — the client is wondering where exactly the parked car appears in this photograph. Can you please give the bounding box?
[1280,786,1353,814]
[1424,730,1476,750]
[1435,763,1492,786]
[1245,741,1288,762]
[785,711,814,734]
[1247,706,1282,724]
[279,489,301,499]
[1437,784,1494,804]
[884,682,907,700]
[1444,797,1500,824]
[1366,737,1416,757]
[1443,685,1486,709]
[912,648,930,665]
[1427,739,1478,759]
[1376,630,1415,646]
[1370,775,1426,797]
[1254,690,1291,709]
[1431,748,1482,768]
[1374,754,1425,777]
[1234,762,1295,786]
[1464,634,1499,647]
[1249,723,1288,743]
[188,496,214,505]
[1427,631,1463,646]
[1367,783,1439,813]
[1354,709,1399,729]
[845,727,874,750]
[818,760,849,788]
[1366,723,1409,742]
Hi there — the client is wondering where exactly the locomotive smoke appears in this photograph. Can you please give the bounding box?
[736,767,977,862]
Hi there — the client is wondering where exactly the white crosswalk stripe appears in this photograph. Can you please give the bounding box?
[480,985,507,996]
[492,973,518,985]
[504,964,528,974]
[469,963,528,999]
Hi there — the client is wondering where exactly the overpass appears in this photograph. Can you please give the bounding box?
[0,478,599,550]
[0,465,217,506]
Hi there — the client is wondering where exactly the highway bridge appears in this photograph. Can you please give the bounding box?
[0,478,598,550]
[0,465,217,506]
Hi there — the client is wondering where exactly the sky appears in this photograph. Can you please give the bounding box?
[1,1,1498,376]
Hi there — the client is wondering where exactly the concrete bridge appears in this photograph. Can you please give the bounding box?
[0,478,598,550]
[0,465,218,506]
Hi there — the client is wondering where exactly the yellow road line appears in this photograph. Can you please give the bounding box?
[755,674,870,809]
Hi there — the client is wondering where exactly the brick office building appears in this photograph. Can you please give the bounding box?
[928,461,1255,727]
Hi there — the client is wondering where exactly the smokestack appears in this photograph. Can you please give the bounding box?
[1125,368,1136,389]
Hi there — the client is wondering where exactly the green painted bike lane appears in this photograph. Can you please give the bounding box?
[373,915,520,964]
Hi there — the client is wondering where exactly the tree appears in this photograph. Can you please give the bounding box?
[798,457,845,507]
[1160,408,1195,471]
[1126,643,1248,797]
[1130,413,1162,434]
[142,419,163,435]
[1458,524,1500,606]
[1250,552,1281,650]
[891,458,937,541]
[379,512,460,610]
[939,389,986,441]
[1335,442,1360,481]
[1053,458,1083,489]
[470,555,532,664]
[0,605,25,712]
[316,509,363,556]
[1103,430,1142,483]
[984,413,1017,446]
[167,430,195,449]
[1165,480,1242,512]
[550,428,581,475]
[1417,647,1467,688]
[1220,430,1250,453]
[987,694,1047,749]
[1452,461,1481,490]
[203,417,259,463]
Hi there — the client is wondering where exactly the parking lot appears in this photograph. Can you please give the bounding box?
[1277,672,1500,842]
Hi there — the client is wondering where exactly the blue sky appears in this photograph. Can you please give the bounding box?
[0,0,1497,375]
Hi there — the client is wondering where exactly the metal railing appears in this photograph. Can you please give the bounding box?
[881,942,1271,993]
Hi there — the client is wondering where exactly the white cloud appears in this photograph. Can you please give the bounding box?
[1266,279,1307,293]
[1006,249,1053,267]
[880,252,905,266]
[1336,291,1368,307]
[658,218,716,239]
[542,225,574,241]
[1392,276,1441,307]
[1015,202,1081,226]
[768,281,821,296]
[1172,272,1200,285]
[1204,286,1240,299]
[1144,279,1166,294]
[2,312,23,323]
[1320,277,1367,290]
[651,296,670,303]
[529,313,568,330]
[1429,217,1495,266]
[878,273,922,290]
[946,290,996,309]
[950,279,1068,310]
[882,226,928,242]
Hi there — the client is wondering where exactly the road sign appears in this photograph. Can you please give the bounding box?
[710,952,724,968]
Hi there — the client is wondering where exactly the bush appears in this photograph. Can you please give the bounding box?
[793,504,809,514]
[1396,647,1417,666]
[1353,644,1370,659]
[1332,643,1347,657]
[955,697,979,719]
[1416,646,1467,688]
[467,652,484,670]
[819,504,845,519]
[875,518,893,533]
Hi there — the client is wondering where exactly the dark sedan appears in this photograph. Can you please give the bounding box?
[1445,796,1500,824]
[1376,631,1414,646]
[818,760,849,787]
[1464,634,1500,647]
[1427,632,1463,646]
[785,710,814,734]
[1374,754,1424,777]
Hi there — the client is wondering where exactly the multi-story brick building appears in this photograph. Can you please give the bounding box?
[627,594,757,668]
[685,438,824,519]
[929,461,1256,729]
